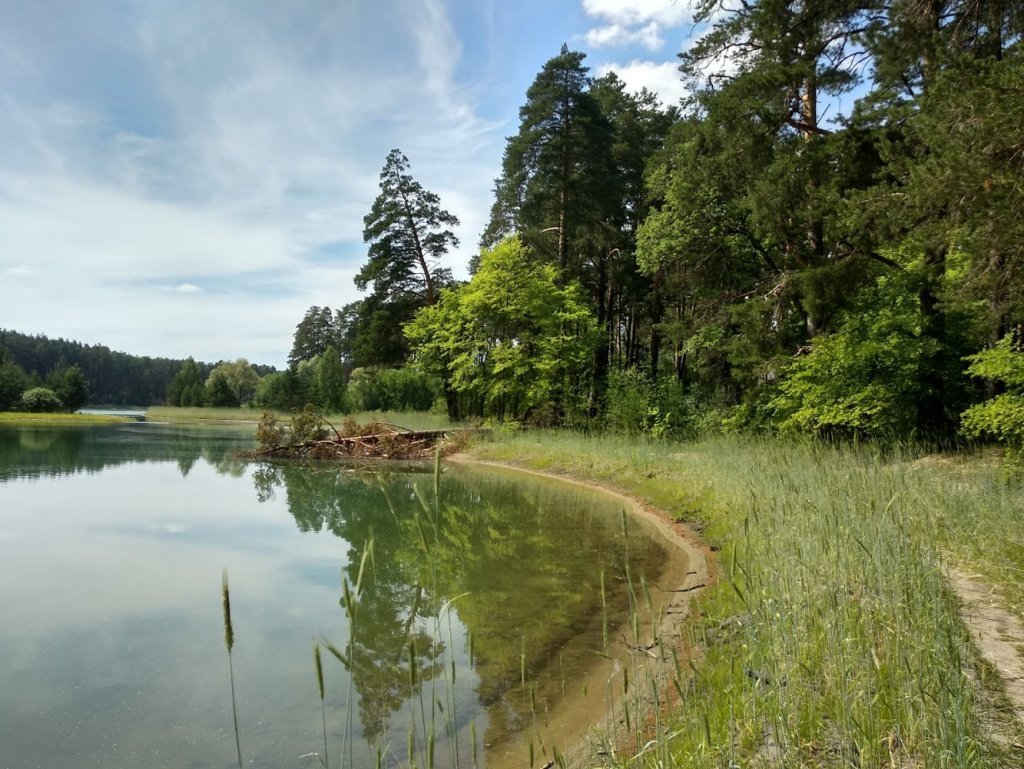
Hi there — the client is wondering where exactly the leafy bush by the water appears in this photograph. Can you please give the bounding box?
[19,387,63,413]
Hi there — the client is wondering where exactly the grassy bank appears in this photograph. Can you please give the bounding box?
[468,431,1024,767]
[0,412,132,425]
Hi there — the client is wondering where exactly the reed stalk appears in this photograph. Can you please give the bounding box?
[221,569,243,769]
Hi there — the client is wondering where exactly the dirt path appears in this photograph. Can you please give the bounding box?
[946,566,1024,730]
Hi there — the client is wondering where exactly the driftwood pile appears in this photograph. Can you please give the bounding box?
[245,411,469,460]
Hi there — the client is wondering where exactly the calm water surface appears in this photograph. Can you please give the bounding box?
[0,423,671,768]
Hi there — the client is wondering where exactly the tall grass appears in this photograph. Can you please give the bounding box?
[469,431,1024,767]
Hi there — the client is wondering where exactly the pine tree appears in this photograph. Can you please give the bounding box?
[360,149,458,306]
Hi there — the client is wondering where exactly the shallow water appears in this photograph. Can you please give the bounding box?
[0,423,670,768]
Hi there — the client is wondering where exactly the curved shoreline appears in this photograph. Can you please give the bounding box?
[447,455,714,767]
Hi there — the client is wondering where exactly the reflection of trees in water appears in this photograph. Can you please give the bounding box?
[0,424,253,481]
[253,462,446,748]
[254,462,670,753]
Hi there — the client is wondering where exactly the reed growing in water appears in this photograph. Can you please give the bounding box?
[221,569,243,769]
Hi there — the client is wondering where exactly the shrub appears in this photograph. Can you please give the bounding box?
[961,333,1024,468]
[604,367,657,435]
[375,368,439,411]
[19,387,63,413]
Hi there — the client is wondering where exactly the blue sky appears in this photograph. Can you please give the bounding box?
[0,0,706,369]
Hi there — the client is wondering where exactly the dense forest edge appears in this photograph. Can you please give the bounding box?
[6,4,1024,466]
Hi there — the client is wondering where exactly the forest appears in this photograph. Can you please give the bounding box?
[5,2,1023,456]
[282,1,1024,452]
[0,329,274,410]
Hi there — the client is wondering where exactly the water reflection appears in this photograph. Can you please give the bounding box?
[0,424,672,769]
[251,460,669,761]
[0,423,253,481]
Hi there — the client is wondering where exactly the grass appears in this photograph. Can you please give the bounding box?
[467,430,1024,768]
[0,411,133,425]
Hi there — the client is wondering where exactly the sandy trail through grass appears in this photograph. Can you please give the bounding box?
[947,566,1024,734]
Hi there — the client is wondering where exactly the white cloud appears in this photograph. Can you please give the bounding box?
[581,0,701,52]
[586,21,664,50]
[596,60,689,106]
[0,0,504,367]
[582,0,696,27]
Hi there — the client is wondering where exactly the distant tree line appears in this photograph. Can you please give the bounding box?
[0,329,274,409]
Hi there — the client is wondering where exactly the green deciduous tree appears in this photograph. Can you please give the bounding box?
[206,359,260,407]
[406,237,597,422]
[769,271,939,437]
[962,332,1024,466]
[316,345,347,413]
[47,364,88,412]
[19,386,63,413]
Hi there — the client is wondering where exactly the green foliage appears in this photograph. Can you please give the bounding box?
[962,335,1024,465]
[406,237,598,422]
[374,368,438,412]
[167,357,206,407]
[255,370,306,412]
[963,334,1024,390]
[603,368,697,438]
[345,368,379,412]
[47,364,88,412]
[19,387,63,413]
[0,357,29,411]
[770,273,937,437]
[343,367,437,413]
[205,374,239,408]
[206,359,260,407]
[603,367,657,436]
[316,346,347,413]
[289,306,342,367]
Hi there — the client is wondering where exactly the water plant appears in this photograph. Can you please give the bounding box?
[221,569,243,769]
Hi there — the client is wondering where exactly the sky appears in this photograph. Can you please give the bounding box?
[0,0,710,369]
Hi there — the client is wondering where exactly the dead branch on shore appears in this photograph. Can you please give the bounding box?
[242,409,473,461]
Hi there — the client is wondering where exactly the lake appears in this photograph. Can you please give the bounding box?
[0,422,679,768]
